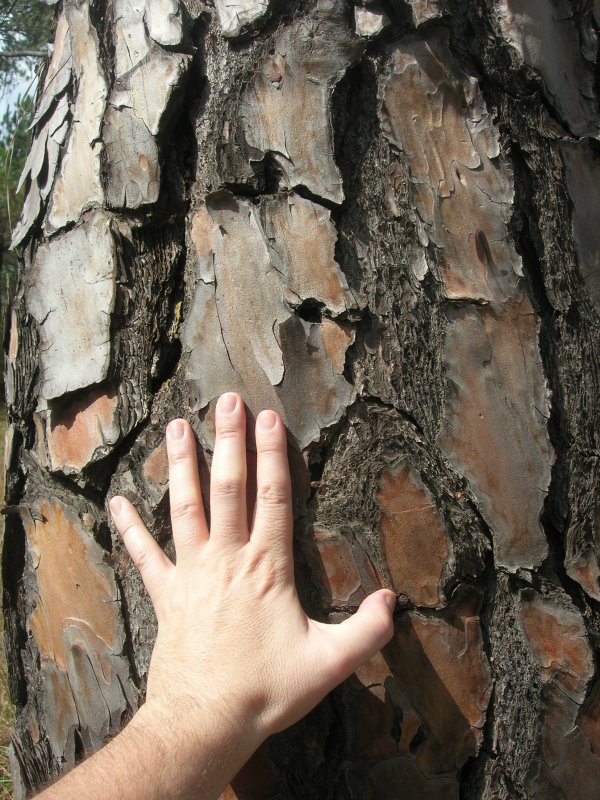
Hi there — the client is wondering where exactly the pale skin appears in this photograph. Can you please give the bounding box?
[38,392,396,800]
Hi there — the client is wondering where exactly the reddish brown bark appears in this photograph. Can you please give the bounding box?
[5,1,600,798]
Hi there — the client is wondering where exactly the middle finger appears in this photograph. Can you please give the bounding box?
[210,393,248,546]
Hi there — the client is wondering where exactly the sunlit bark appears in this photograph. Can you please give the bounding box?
[5,1,600,797]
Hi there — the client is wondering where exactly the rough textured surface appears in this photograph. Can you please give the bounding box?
[381,29,522,302]
[381,28,553,573]
[6,0,600,796]
[302,526,380,608]
[182,192,355,449]
[104,107,161,208]
[388,589,492,776]
[338,587,491,797]
[377,462,452,607]
[25,213,117,402]
[560,141,600,312]
[45,0,107,233]
[438,298,553,571]
[262,193,356,315]
[214,0,270,38]
[239,3,363,203]
[21,499,132,764]
[406,0,446,26]
[354,5,390,38]
[37,384,120,474]
[105,41,190,208]
[496,0,600,137]
[107,0,188,207]
[10,14,71,248]
[25,500,121,669]
[519,591,600,797]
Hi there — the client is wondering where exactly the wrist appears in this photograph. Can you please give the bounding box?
[126,694,265,799]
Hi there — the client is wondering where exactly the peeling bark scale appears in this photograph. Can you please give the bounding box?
[5,0,600,797]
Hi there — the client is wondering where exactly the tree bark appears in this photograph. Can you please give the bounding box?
[5,0,600,797]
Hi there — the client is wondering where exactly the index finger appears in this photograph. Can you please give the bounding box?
[166,419,209,561]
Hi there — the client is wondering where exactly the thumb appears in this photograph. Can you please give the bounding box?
[326,590,396,680]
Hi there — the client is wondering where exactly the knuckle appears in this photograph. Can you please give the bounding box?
[245,553,279,596]
[257,437,283,455]
[371,610,393,642]
[164,588,186,617]
[256,481,289,507]
[256,560,278,596]
[216,423,242,441]
[132,546,152,574]
[170,499,200,522]
[212,475,243,498]
[168,447,191,466]
[119,519,137,538]
[367,614,394,654]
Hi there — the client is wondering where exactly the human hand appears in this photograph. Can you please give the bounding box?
[109,393,395,749]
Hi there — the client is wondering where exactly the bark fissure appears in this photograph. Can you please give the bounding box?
[6,0,600,796]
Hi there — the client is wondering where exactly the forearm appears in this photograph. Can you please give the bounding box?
[37,700,263,800]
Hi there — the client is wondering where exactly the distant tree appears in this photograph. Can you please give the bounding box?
[0,0,54,94]
[0,97,34,305]
[0,0,54,367]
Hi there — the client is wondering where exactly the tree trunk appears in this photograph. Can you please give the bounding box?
[5,0,600,797]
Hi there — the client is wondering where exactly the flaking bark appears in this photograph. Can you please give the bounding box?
[5,0,600,797]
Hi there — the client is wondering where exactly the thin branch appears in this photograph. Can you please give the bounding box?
[0,50,47,58]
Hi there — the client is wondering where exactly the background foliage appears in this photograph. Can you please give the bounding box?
[0,0,54,321]
[0,0,54,91]
[1,97,33,299]
[0,3,54,796]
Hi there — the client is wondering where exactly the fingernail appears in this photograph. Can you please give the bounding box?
[218,393,238,415]
[167,419,185,440]
[257,410,277,431]
[384,592,396,611]
[109,497,124,516]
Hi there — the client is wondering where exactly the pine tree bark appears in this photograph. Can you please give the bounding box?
[5,0,600,797]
